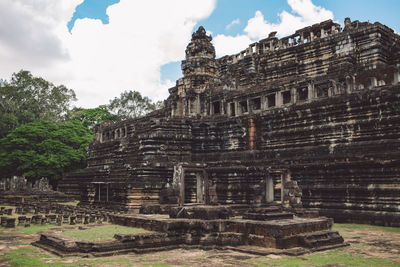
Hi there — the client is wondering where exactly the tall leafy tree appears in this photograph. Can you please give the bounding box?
[67,105,117,129]
[108,90,158,120]
[0,70,76,137]
[0,120,93,185]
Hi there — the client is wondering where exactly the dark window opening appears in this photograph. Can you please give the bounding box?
[117,129,120,138]
[317,85,329,97]
[213,101,221,114]
[106,132,110,140]
[251,97,261,110]
[282,91,291,104]
[122,128,126,137]
[229,102,236,116]
[111,131,115,139]
[297,87,308,101]
[239,100,248,113]
[267,94,276,107]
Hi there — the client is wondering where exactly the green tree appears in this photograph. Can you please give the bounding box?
[108,90,158,120]
[0,120,93,185]
[0,70,76,137]
[67,105,117,129]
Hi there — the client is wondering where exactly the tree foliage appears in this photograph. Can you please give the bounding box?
[108,90,159,120]
[0,70,76,137]
[0,120,93,183]
[67,105,117,129]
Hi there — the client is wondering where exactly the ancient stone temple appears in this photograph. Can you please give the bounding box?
[59,18,400,227]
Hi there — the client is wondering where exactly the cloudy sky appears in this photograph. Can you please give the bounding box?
[1,0,399,108]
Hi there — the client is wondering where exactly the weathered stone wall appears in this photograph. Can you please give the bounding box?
[215,20,398,90]
[59,116,194,209]
[260,85,400,226]
[191,84,400,226]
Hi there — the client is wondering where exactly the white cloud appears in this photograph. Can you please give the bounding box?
[225,18,240,30]
[0,0,216,108]
[213,34,252,58]
[0,0,82,78]
[245,0,333,39]
[213,0,334,58]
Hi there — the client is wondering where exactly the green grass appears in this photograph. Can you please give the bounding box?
[62,224,151,242]
[11,224,60,235]
[2,247,146,267]
[3,247,52,267]
[141,264,172,267]
[247,223,400,267]
[248,249,399,267]
[332,223,400,234]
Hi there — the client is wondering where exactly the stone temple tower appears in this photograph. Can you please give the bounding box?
[181,26,217,80]
[171,26,218,117]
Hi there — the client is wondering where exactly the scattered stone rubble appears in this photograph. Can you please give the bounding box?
[0,177,73,204]
[58,17,400,231]
[0,203,118,229]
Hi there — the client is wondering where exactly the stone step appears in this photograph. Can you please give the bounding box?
[243,212,294,221]
[299,231,344,248]
[249,206,282,213]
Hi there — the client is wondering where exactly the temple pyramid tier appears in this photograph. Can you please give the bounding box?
[59,17,400,227]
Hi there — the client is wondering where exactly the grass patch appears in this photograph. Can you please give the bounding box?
[3,247,53,267]
[248,249,399,267]
[62,224,151,242]
[77,256,133,266]
[3,247,136,267]
[141,263,172,267]
[11,224,59,235]
[332,223,400,234]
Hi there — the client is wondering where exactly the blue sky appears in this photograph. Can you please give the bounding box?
[1,0,399,108]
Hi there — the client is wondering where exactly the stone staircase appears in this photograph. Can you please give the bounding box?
[242,205,294,221]
[243,212,294,220]
[298,230,344,249]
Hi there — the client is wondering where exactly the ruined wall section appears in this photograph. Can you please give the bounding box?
[215,20,398,92]
[191,84,400,226]
[128,118,193,207]
[189,119,267,205]
[259,85,400,226]
[59,113,192,208]
[59,117,151,203]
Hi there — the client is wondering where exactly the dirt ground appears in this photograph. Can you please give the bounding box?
[0,223,399,267]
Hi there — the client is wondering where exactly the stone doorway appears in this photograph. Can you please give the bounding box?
[265,175,274,203]
[91,182,110,203]
[182,169,208,205]
[195,172,205,203]
[173,164,209,206]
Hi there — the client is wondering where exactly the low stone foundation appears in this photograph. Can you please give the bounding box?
[34,211,347,257]
[169,205,234,219]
